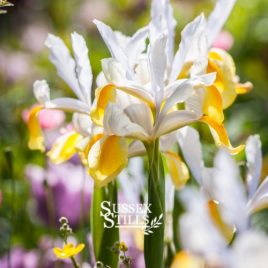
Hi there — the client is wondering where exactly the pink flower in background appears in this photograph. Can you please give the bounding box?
[0,51,32,83]
[76,0,109,30]
[212,30,234,51]
[22,23,50,53]
[22,107,65,130]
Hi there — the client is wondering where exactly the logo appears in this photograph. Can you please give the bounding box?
[100,201,163,235]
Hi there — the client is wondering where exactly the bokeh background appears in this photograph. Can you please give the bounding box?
[0,0,268,267]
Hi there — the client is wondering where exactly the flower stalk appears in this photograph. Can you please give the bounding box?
[91,181,119,267]
[144,139,165,268]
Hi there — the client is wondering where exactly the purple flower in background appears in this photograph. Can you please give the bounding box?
[0,247,39,268]
[25,161,93,227]
[120,229,144,268]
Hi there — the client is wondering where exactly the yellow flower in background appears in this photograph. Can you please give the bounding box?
[53,243,85,259]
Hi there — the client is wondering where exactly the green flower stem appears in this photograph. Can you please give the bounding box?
[91,181,119,267]
[70,256,80,268]
[144,139,165,268]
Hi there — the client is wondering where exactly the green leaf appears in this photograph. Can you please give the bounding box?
[90,181,119,267]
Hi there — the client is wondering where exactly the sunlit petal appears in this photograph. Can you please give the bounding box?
[47,131,82,164]
[208,200,234,243]
[71,32,92,105]
[103,103,149,140]
[155,110,198,138]
[45,34,85,101]
[201,116,244,155]
[206,0,237,47]
[170,14,206,82]
[177,126,204,184]
[203,85,224,125]
[27,105,45,152]
[164,151,189,189]
[88,135,128,187]
[45,97,90,114]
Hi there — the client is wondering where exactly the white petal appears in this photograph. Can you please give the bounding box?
[213,149,248,232]
[103,103,149,140]
[161,80,195,116]
[206,0,237,48]
[246,135,262,198]
[126,26,148,67]
[71,32,92,105]
[101,58,126,83]
[149,34,167,108]
[170,14,207,82]
[177,126,204,184]
[160,132,177,152]
[115,81,155,106]
[179,189,227,260]
[155,110,198,137]
[128,140,146,157]
[45,34,84,101]
[162,73,215,117]
[93,20,133,79]
[124,103,154,135]
[45,97,90,114]
[232,231,268,268]
[189,34,208,76]
[72,113,92,136]
[96,71,108,87]
[150,0,176,64]
[33,80,50,104]
[247,176,268,214]
[185,87,205,118]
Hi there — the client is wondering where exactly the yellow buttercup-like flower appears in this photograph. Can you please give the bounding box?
[53,243,85,259]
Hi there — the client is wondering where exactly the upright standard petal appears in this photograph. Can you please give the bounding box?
[149,34,167,108]
[93,20,133,79]
[170,14,206,82]
[206,0,237,48]
[45,34,85,102]
[150,0,176,64]
[88,135,128,187]
[125,26,148,68]
[71,32,93,105]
